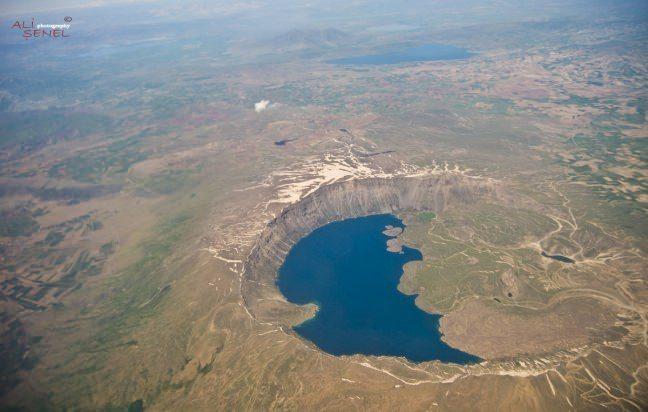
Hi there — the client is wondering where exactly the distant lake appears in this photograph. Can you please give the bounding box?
[328,43,472,65]
[277,214,480,363]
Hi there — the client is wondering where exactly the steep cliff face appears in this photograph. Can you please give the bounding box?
[243,173,503,323]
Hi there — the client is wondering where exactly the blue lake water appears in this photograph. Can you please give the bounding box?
[277,214,481,363]
[329,43,472,65]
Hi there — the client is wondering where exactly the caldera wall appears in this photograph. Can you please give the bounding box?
[243,173,504,324]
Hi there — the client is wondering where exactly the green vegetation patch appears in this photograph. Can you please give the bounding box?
[442,203,557,247]
[136,169,197,196]
[81,212,192,352]
[0,109,114,151]
[0,208,39,237]
[400,203,562,312]
[44,231,65,246]
[417,211,437,222]
[48,143,148,183]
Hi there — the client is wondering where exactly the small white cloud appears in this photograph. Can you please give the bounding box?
[254,99,270,113]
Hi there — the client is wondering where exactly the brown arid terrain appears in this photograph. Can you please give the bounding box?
[0,0,647,410]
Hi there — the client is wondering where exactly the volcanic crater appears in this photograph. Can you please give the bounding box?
[243,173,505,325]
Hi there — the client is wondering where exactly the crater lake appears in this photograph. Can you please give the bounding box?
[277,214,480,363]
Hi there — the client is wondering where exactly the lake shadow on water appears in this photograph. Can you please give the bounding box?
[277,214,481,364]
